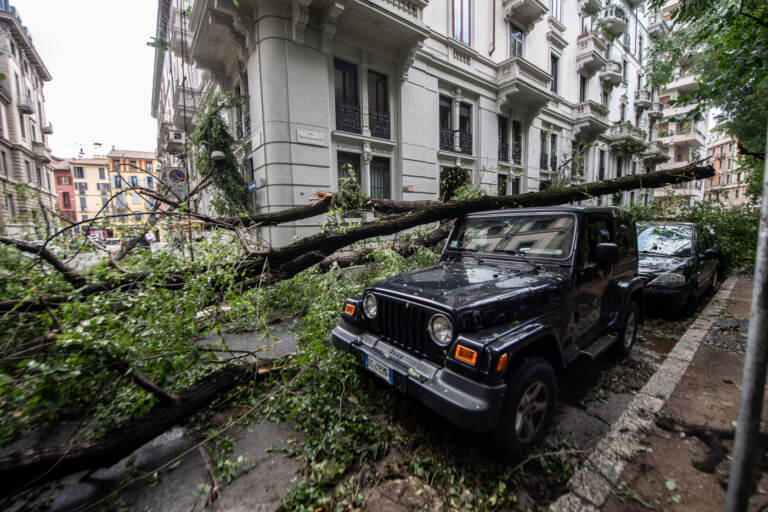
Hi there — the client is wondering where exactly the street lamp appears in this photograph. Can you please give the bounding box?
[211,150,226,161]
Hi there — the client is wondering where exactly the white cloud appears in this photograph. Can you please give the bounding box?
[14,0,158,158]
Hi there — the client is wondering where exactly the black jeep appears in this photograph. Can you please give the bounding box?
[331,207,643,452]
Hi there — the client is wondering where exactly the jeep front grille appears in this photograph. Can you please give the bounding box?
[369,294,434,358]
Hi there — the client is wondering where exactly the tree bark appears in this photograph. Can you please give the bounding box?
[0,365,255,496]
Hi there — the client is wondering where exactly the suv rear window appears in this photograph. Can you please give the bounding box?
[448,214,576,259]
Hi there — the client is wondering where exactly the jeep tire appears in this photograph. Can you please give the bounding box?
[614,301,639,358]
[493,357,557,455]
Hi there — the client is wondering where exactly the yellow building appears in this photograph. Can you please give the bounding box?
[106,148,161,237]
[69,158,110,224]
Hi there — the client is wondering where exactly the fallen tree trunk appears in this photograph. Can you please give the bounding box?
[0,364,256,497]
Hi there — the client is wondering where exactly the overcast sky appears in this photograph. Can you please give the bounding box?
[15,0,158,158]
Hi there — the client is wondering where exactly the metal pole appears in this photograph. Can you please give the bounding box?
[726,123,768,511]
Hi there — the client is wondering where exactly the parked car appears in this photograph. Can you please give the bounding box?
[637,221,720,314]
[332,207,643,453]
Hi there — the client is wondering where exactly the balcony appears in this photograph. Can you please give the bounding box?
[599,59,623,89]
[497,57,554,116]
[574,100,610,141]
[576,32,607,77]
[642,141,671,163]
[648,12,669,39]
[369,109,391,139]
[502,0,549,29]
[336,102,361,134]
[31,140,51,164]
[667,73,698,94]
[17,94,34,114]
[634,90,652,111]
[173,84,199,129]
[41,122,53,135]
[647,101,664,120]
[579,0,602,15]
[459,132,472,155]
[601,5,627,36]
[439,128,453,151]
[660,127,706,147]
[606,122,647,154]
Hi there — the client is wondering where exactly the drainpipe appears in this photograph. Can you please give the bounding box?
[489,0,496,56]
[725,122,768,511]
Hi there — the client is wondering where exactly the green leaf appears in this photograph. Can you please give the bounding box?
[665,478,677,491]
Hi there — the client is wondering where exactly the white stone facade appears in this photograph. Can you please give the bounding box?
[153,0,696,246]
[0,1,56,235]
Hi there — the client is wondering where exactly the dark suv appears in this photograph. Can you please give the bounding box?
[332,207,643,452]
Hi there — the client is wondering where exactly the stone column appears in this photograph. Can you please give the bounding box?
[453,88,463,153]
[359,51,370,137]
[362,142,373,196]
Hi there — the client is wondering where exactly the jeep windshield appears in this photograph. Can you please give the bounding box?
[637,223,693,257]
[447,214,576,260]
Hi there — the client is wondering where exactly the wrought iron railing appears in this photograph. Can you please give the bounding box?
[336,102,361,134]
[439,128,453,151]
[459,132,472,155]
[236,111,251,139]
[498,141,509,162]
[369,110,390,139]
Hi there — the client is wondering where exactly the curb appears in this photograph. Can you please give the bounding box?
[549,276,738,511]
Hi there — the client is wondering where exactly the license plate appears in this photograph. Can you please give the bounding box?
[364,354,393,385]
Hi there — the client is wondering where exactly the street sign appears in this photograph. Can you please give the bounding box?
[248,180,258,192]
[162,166,187,199]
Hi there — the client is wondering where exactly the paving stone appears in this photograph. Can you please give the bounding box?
[640,356,690,400]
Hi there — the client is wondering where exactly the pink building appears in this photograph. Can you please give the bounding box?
[52,158,76,223]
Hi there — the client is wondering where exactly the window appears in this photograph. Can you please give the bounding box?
[145,176,154,189]
[539,130,548,169]
[61,192,71,209]
[24,161,31,182]
[631,161,636,175]
[550,54,559,93]
[59,175,70,185]
[620,103,626,121]
[616,156,623,177]
[113,175,122,188]
[458,102,472,154]
[638,36,644,60]
[73,166,84,179]
[498,116,508,162]
[452,0,471,45]
[98,167,105,180]
[146,162,153,173]
[132,192,141,204]
[46,173,51,191]
[551,0,562,21]
[79,197,87,211]
[130,176,139,187]
[439,95,453,151]
[498,173,508,195]
[18,113,25,138]
[622,59,628,82]
[82,215,88,221]
[5,194,14,218]
[101,198,108,207]
[112,160,120,172]
[9,41,15,58]
[129,160,137,169]
[334,59,360,134]
[550,133,558,171]
[133,214,143,223]
[510,24,524,57]
[35,166,41,186]
[0,151,6,177]
[636,72,642,90]
[75,182,88,194]
[735,189,740,199]
[599,149,606,180]
[369,157,391,199]
[511,120,522,165]
[337,151,361,188]
[579,75,587,102]
[368,71,389,139]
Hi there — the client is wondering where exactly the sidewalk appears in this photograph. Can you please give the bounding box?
[552,276,768,511]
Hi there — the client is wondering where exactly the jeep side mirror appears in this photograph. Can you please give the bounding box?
[594,243,620,266]
[704,248,720,259]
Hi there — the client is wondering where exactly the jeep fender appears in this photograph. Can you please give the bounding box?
[605,277,644,331]
[485,321,566,373]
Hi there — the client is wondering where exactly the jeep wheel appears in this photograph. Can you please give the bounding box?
[493,357,556,454]
[614,301,639,358]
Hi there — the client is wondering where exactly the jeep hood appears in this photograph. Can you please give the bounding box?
[370,261,566,331]
[638,254,691,277]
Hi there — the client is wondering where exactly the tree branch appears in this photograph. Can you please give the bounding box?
[0,236,89,289]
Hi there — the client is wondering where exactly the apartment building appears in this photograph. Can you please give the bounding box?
[0,1,55,235]
[704,132,750,207]
[152,0,693,246]
[51,158,76,223]
[106,148,161,233]
[68,158,111,222]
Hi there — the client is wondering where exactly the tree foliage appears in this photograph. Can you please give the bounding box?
[646,0,768,196]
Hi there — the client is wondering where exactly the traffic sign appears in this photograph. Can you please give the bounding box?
[162,166,187,199]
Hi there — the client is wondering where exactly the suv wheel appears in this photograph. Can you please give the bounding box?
[493,357,556,454]
[614,301,639,357]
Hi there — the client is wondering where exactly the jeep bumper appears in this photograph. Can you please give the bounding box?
[331,320,507,432]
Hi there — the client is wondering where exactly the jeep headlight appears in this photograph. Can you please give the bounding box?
[428,314,453,346]
[649,272,686,285]
[363,293,377,318]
